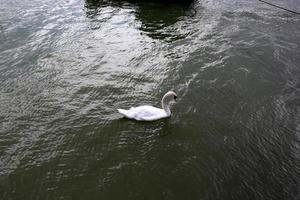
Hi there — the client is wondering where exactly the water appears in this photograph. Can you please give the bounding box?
[0,0,300,199]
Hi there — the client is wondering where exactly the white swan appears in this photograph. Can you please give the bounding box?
[117,91,178,121]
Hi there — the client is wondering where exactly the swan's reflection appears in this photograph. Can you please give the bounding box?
[84,0,195,41]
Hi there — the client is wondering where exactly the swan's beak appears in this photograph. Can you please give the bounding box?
[174,96,178,102]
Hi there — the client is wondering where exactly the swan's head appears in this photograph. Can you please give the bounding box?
[164,91,178,102]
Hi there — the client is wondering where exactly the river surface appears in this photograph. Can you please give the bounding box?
[0,0,300,199]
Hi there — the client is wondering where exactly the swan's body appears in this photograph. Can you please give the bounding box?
[118,106,169,121]
[117,91,177,121]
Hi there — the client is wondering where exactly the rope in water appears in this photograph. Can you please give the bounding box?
[258,0,300,16]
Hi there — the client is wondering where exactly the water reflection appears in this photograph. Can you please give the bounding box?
[135,1,195,41]
[85,0,195,41]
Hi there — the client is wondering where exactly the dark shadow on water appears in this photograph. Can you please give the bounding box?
[85,0,196,41]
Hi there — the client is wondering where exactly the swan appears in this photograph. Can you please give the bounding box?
[117,91,178,121]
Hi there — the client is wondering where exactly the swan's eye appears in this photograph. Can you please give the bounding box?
[174,96,178,101]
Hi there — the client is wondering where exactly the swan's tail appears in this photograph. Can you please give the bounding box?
[117,109,128,116]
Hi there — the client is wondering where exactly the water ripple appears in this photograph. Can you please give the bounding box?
[1,0,300,199]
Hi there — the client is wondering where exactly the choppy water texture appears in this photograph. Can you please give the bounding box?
[0,0,300,199]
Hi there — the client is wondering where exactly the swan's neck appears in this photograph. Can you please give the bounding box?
[161,95,171,116]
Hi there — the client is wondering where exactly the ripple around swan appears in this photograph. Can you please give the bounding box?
[1,0,300,199]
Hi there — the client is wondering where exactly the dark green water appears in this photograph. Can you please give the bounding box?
[0,0,300,199]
